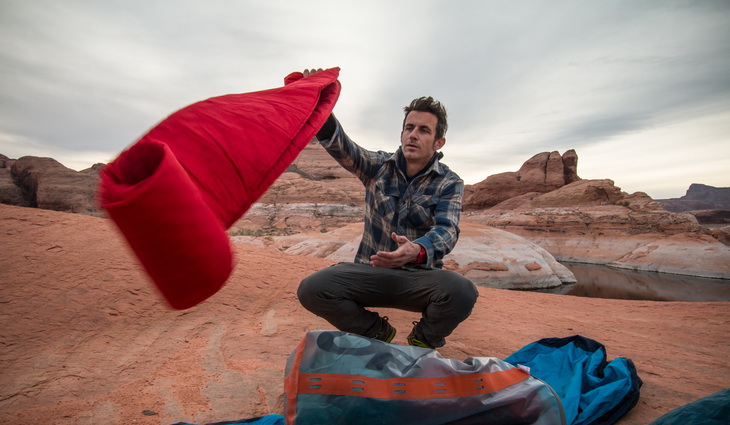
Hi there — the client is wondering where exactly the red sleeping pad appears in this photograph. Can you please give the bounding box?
[99,68,341,309]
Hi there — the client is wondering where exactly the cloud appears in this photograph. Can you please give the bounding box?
[0,130,114,170]
[0,0,728,199]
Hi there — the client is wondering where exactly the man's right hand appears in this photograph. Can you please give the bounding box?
[369,233,424,269]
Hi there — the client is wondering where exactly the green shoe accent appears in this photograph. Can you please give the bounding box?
[407,321,435,349]
[373,316,396,343]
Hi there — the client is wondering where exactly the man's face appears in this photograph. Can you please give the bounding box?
[400,111,445,165]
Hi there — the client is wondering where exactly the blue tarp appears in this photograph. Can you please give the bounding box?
[648,388,730,425]
[172,414,284,425]
[505,335,642,425]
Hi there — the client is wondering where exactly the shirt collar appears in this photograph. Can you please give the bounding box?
[390,148,445,178]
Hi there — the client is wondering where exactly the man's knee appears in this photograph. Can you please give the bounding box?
[297,265,342,311]
[443,272,479,313]
[297,272,321,311]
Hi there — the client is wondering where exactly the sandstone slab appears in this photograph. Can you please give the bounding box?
[1,205,728,425]
[464,180,730,279]
[258,222,576,290]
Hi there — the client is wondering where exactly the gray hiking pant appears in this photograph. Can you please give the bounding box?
[297,262,479,347]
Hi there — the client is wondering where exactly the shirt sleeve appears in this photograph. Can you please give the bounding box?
[316,114,338,141]
[413,178,463,268]
[316,115,391,184]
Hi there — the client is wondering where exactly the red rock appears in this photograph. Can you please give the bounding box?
[256,140,364,205]
[0,167,28,207]
[463,150,581,210]
[1,204,728,424]
[464,181,730,279]
[708,227,730,245]
[6,156,100,214]
[489,179,663,211]
[458,262,510,272]
[3,147,726,283]
[562,149,580,184]
[232,141,365,234]
[524,263,542,271]
[688,209,730,226]
[288,139,357,181]
[228,202,363,237]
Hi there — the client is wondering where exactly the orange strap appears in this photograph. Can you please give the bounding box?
[296,367,529,400]
[284,337,308,423]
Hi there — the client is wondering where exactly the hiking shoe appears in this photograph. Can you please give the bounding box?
[372,316,396,343]
[407,321,435,349]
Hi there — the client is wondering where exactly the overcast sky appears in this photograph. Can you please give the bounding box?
[1,0,728,199]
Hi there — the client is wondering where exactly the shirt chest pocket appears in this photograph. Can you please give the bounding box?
[373,183,400,217]
[407,194,439,230]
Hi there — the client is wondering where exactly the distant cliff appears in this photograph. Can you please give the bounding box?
[658,183,730,212]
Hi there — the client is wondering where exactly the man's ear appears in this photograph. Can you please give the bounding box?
[435,137,446,150]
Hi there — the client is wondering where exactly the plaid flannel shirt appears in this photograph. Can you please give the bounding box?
[318,119,463,269]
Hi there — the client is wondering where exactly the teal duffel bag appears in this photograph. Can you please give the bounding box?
[284,331,566,425]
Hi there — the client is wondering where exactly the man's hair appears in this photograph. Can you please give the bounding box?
[403,96,448,141]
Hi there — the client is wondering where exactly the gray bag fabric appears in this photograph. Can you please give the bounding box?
[284,331,566,425]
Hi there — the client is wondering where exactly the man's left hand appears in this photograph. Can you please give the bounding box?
[370,233,423,268]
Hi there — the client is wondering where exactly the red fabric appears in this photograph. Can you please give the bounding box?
[99,68,341,309]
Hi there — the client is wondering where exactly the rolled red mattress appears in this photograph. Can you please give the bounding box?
[99,68,341,309]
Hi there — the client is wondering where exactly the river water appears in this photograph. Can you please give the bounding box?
[535,262,730,302]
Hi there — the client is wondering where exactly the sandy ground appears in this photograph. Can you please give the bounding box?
[1,204,728,424]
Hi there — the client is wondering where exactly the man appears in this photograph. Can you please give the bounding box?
[297,69,478,349]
